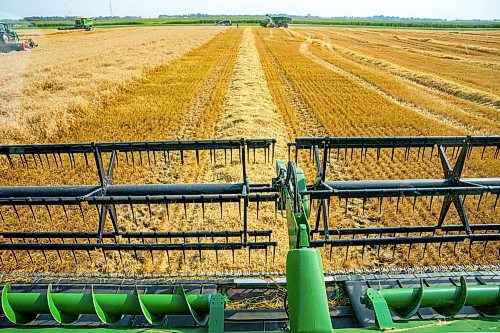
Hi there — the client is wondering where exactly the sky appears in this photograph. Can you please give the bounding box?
[0,0,499,20]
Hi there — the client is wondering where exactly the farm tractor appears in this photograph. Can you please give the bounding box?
[0,136,499,332]
[261,14,291,28]
[58,16,94,31]
[0,22,37,52]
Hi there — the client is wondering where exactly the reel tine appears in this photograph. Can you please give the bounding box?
[6,154,14,168]
[165,200,170,221]
[115,237,124,267]
[183,198,187,218]
[71,248,78,265]
[62,204,69,222]
[219,194,222,220]
[29,205,37,223]
[477,194,483,211]
[179,149,184,164]
[12,205,20,222]
[238,200,242,220]
[201,196,205,219]
[494,194,499,210]
[147,197,153,225]
[422,241,428,258]
[26,250,34,264]
[10,249,18,266]
[41,249,48,264]
[256,196,260,220]
[86,249,92,265]
[79,203,85,220]
[52,152,58,168]
[129,201,137,224]
[31,154,38,168]
[0,208,3,223]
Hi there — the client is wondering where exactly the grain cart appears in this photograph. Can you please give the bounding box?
[0,136,498,332]
[261,14,291,28]
[58,17,94,31]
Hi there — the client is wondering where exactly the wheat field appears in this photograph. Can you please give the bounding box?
[0,26,498,275]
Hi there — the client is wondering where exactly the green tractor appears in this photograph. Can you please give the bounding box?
[261,14,291,28]
[58,17,94,31]
[0,22,37,52]
[0,22,21,51]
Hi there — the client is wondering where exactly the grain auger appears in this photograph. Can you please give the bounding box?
[0,136,498,332]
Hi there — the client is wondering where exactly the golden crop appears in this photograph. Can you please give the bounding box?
[0,26,498,275]
[254,28,499,270]
[0,28,244,275]
[0,26,227,144]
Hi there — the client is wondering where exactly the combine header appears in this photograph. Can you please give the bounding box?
[0,136,498,332]
[58,17,94,31]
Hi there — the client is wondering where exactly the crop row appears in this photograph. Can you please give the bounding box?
[254,28,499,269]
[0,29,245,274]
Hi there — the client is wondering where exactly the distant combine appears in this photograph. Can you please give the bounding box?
[261,14,291,28]
[58,16,94,31]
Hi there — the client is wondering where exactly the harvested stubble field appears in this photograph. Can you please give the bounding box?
[0,26,498,276]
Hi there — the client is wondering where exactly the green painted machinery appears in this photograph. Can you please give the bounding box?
[0,136,499,332]
[58,17,94,31]
[0,22,22,52]
[261,14,291,28]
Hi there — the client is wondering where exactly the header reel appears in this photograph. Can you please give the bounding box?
[0,138,278,268]
[0,136,498,332]
[287,136,500,261]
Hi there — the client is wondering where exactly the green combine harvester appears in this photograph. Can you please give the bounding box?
[0,136,498,332]
[58,17,94,31]
[261,14,291,28]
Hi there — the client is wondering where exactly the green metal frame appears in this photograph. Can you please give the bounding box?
[363,276,500,330]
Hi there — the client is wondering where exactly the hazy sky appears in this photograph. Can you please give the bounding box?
[1,0,499,20]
